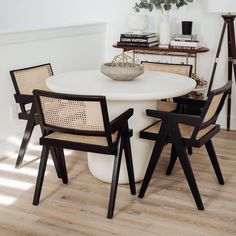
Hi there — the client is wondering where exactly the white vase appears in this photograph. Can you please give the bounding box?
[159,14,171,45]
[128,13,148,33]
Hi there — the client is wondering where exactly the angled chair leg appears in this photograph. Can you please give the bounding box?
[56,148,68,184]
[171,130,204,210]
[205,140,224,185]
[178,151,204,210]
[107,137,124,219]
[15,117,35,168]
[166,145,178,176]
[169,123,204,210]
[49,147,62,179]
[33,145,50,205]
[124,136,136,195]
[139,124,168,199]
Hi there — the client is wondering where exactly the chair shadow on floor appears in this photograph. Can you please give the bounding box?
[37,151,84,203]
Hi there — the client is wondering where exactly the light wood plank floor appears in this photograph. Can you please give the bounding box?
[0,130,235,236]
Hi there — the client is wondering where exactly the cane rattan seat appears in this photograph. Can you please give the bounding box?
[154,100,177,112]
[32,90,136,219]
[43,131,118,147]
[141,61,193,112]
[139,81,232,211]
[142,121,218,141]
[10,63,59,169]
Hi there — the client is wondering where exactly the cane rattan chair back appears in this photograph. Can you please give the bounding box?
[35,90,113,146]
[10,63,54,168]
[32,90,136,219]
[139,81,232,211]
[141,61,192,77]
[11,63,52,96]
[188,82,231,142]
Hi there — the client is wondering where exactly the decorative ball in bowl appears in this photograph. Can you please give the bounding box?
[101,62,144,81]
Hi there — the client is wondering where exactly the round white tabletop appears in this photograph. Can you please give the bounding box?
[46,70,196,184]
[46,70,196,101]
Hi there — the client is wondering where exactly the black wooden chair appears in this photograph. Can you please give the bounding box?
[32,89,136,219]
[138,81,232,210]
[10,63,57,168]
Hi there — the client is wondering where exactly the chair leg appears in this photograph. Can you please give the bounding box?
[33,145,50,205]
[166,145,178,176]
[205,140,224,185]
[15,118,35,168]
[56,148,68,184]
[169,123,204,210]
[172,138,204,210]
[49,147,62,179]
[138,124,168,199]
[107,137,123,219]
[124,136,136,195]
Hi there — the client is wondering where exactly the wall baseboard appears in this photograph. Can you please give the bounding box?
[217,114,236,130]
[0,22,107,46]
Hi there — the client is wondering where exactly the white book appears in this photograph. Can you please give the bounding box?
[174,34,198,41]
[170,40,199,48]
[158,44,169,49]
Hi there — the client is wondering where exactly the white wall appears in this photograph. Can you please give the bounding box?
[0,0,106,29]
[0,0,235,149]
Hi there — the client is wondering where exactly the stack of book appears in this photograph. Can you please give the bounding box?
[117,32,159,48]
[170,34,200,49]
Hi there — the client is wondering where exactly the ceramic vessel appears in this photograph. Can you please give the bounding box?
[101,63,144,81]
[182,21,193,35]
[159,14,171,45]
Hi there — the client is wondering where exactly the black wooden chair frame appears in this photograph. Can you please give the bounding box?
[138,81,232,210]
[32,89,136,219]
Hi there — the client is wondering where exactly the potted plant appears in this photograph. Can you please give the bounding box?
[133,0,194,45]
[134,0,193,13]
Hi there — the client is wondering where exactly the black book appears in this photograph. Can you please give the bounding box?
[120,32,157,39]
[117,41,159,47]
[120,36,158,43]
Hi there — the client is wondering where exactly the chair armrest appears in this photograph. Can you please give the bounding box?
[146,109,202,126]
[110,108,134,132]
[14,94,33,104]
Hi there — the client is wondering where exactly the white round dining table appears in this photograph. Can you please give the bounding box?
[46,70,196,184]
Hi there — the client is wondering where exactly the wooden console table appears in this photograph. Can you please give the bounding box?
[113,44,209,77]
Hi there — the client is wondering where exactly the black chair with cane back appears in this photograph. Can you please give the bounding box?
[32,89,136,219]
[10,63,62,172]
[138,81,232,210]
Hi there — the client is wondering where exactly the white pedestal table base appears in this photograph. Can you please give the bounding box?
[88,100,157,184]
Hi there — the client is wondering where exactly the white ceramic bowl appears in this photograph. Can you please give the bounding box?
[101,62,144,81]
